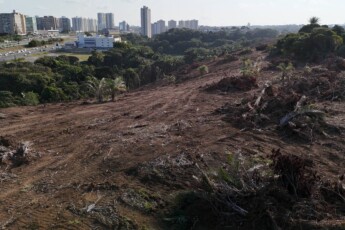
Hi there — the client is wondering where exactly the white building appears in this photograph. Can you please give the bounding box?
[168,20,177,30]
[189,20,199,30]
[72,17,97,32]
[77,34,117,49]
[88,18,98,32]
[178,20,199,30]
[152,20,166,35]
[37,29,59,36]
[178,20,185,29]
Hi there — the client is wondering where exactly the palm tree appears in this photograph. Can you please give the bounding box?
[84,77,108,103]
[277,62,294,83]
[106,77,127,101]
[309,17,320,25]
[240,59,253,77]
[240,59,261,77]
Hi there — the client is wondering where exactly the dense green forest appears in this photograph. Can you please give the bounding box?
[0,28,278,108]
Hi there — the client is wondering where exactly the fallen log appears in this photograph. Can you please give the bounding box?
[280,110,325,127]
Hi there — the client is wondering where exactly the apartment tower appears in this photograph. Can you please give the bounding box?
[0,10,26,35]
[140,6,151,38]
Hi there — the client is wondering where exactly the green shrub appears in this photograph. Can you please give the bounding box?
[20,92,40,106]
[0,91,16,108]
[41,86,66,102]
[240,59,261,77]
[27,39,41,47]
[198,65,209,75]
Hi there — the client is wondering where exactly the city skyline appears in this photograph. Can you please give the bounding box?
[0,0,344,26]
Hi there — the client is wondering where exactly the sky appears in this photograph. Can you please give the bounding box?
[0,0,344,26]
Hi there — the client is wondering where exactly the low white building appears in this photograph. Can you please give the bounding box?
[37,30,60,36]
[77,34,117,49]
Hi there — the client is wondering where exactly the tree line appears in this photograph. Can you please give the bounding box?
[0,27,279,108]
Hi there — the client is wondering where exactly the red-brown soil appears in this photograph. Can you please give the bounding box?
[0,51,344,229]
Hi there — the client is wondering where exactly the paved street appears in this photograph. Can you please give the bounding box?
[0,35,74,62]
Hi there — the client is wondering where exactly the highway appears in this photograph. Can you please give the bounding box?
[0,35,74,62]
[0,46,58,62]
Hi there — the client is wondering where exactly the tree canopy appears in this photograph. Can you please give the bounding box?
[273,18,345,61]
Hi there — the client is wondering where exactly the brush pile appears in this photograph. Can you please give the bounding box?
[216,68,345,141]
[0,136,32,169]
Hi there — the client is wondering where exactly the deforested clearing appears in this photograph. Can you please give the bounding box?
[0,49,345,230]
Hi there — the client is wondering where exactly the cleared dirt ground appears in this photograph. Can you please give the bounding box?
[0,51,344,229]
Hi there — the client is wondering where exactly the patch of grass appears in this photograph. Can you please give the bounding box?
[31,52,49,57]
[68,219,81,225]
[143,201,153,212]
[20,184,33,193]
[137,188,151,200]
[218,167,233,184]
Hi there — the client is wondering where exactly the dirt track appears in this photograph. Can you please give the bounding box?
[0,53,345,229]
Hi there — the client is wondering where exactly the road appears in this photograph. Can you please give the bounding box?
[0,35,74,62]
[0,46,56,62]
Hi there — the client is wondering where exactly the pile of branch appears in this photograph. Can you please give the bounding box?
[217,82,339,141]
[217,83,299,128]
[194,155,266,220]
[278,96,331,141]
[291,69,345,101]
[0,142,31,169]
[270,149,318,197]
[206,75,258,92]
[182,151,344,229]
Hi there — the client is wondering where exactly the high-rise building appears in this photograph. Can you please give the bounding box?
[59,17,71,33]
[98,13,115,30]
[25,16,37,34]
[119,21,129,32]
[168,20,177,30]
[97,13,106,31]
[189,20,199,30]
[0,10,26,35]
[36,16,58,30]
[178,20,185,28]
[151,23,156,36]
[72,17,82,32]
[152,20,166,35]
[140,6,151,38]
[72,17,97,32]
[105,13,114,29]
[88,18,98,32]
[178,20,199,30]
